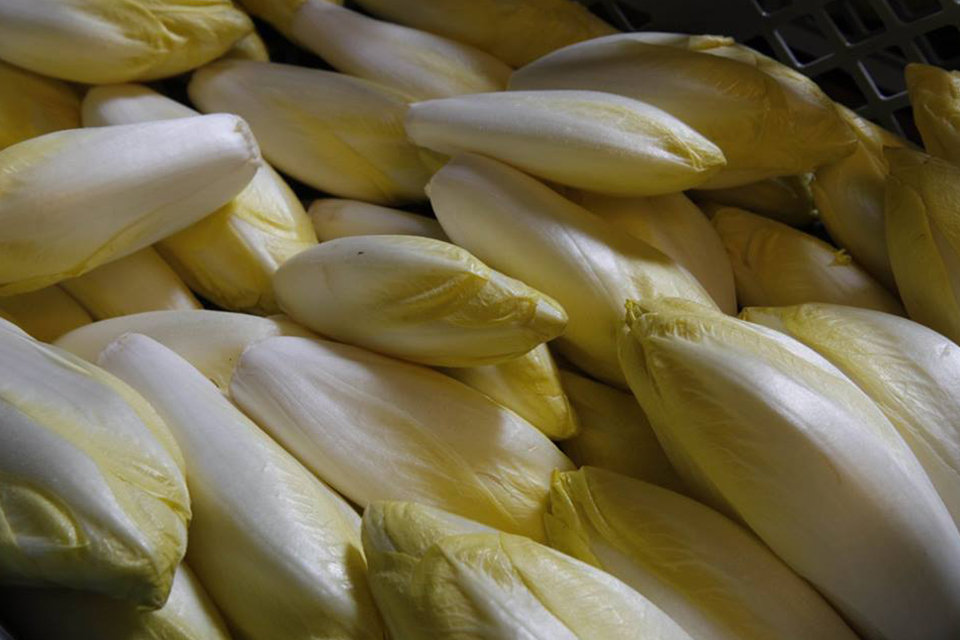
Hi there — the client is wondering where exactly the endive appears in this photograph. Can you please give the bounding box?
[55,309,313,391]
[0,115,260,295]
[61,248,200,320]
[742,303,960,530]
[310,199,447,242]
[83,83,317,314]
[0,565,230,640]
[351,0,616,67]
[574,191,737,314]
[811,105,904,289]
[906,63,960,163]
[692,175,817,227]
[0,60,79,151]
[713,206,904,314]
[885,147,960,343]
[99,334,384,640]
[274,235,568,367]
[0,323,190,607]
[407,91,726,196]
[558,369,681,489]
[226,31,270,62]
[547,467,859,640]
[428,154,716,387]
[362,501,694,640]
[243,0,511,100]
[0,0,252,84]
[189,60,434,205]
[510,34,856,188]
[440,344,580,440]
[0,286,91,342]
[618,296,960,640]
[230,335,573,541]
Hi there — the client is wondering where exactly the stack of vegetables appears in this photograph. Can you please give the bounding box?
[1,1,959,639]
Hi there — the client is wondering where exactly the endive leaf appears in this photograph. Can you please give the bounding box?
[510,34,856,188]
[691,175,817,228]
[61,248,200,320]
[0,115,261,295]
[0,325,190,607]
[427,153,717,387]
[0,0,252,84]
[407,91,726,196]
[742,302,960,530]
[618,296,960,640]
[225,30,270,62]
[350,0,616,67]
[713,206,904,314]
[558,369,682,489]
[252,0,511,100]
[310,198,447,242]
[230,335,573,541]
[885,147,960,343]
[188,59,434,205]
[98,333,384,640]
[82,83,317,315]
[362,501,694,640]
[906,62,960,163]
[273,235,568,367]
[440,343,580,440]
[0,286,91,342]
[54,309,313,391]
[546,467,859,640]
[0,59,79,151]
[574,191,737,314]
[812,105,904,290]
[0,564,230,640]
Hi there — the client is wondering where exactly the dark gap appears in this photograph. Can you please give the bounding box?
[777,15,834,65]
[615,3,654,29]
[887,0,942,22]
[895,105,923,145]
[813,67,870,108]
[919,25,960,64]
[753,0,792,14]
[863,45,911,96]
[743,35,778,58]
[825,0,885,44]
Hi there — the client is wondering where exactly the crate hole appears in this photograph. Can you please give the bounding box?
[614,2,654,29]
[754,0,792,14]
[920,25,960,64]
[894,105,922,145]
[743,35,778,58]
[813,67,869,108]
[887,0,941,22]
[825,0,886,44]
[777,15,834,65]
[863,45,910,96]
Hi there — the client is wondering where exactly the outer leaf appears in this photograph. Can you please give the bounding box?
[273,235,567,367]
[742,302,960,530]
[0,59,79,151]
[54,309,313,391]
[0,286,91,342]
[99,334,384,640]
[510,34,856,188]
[691,175,817,227]
[407,91,725,196]
[906,62,960,164]
[440,344,580,440]
[0,0,252,83]
[82,83,317,314]
[713,206,904,314]
[230,335,573,541]
[427,154,716,387]
[618,296,960,640]
[310,199,446,242]
[546,467,858,640]
[558,369,682,489]
[0,325,190,607]
[188,60,434,205]
[362,501,694,640]
[0,115,260,294]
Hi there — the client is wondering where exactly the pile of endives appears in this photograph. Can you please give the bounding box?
[2,0,960,639]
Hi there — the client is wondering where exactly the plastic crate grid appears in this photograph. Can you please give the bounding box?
[580,0,960,142]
